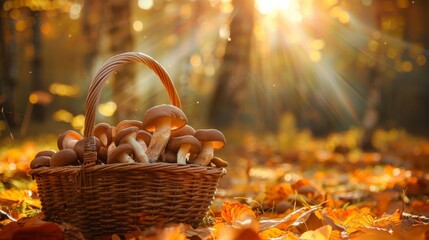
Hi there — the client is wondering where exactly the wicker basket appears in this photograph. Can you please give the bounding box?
[29,52,226,239]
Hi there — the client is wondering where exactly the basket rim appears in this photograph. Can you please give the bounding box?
[29,162,227,176]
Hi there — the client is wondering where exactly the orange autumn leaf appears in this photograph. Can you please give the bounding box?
[234,228,261,240]
[221,201,256,225]
[0,217,66,240]
[373,209,402,229]
[259,227,286,239]
[263,183,294,206]
[345,211,374,234]
[259,228,300,240]
[320,207,371,229]
[157,224,189,240]
[213,222,260,240]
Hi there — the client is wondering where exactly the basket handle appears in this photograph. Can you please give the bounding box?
[83,52,182,138]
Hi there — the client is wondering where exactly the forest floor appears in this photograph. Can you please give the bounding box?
[1,127,429,239]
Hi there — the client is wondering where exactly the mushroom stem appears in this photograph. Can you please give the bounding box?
[177,144,191,164]
[193,142,214,165]
[65,139,79,149]
[146,119,172,162]
[125,135,149,163]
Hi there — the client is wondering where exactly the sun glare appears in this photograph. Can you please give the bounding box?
[256,0,303,23]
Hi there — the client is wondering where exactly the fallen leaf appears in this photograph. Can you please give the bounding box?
[263,183,293,206]
[259,205,319,231]
[301,225,332,240]
[258,227,285,239]
[0,217,64,240]
[221,201,256,227]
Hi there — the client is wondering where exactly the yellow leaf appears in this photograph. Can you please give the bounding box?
[259,227,285,239]
[301,225,332,240]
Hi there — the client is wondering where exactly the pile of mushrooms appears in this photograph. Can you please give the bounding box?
[30,104,228,169]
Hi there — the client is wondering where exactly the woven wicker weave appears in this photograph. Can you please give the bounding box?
[30,52,226,239]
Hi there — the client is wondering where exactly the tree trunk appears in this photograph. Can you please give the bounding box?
[360,68,381,151]
[82,0,103,75]
[0,4,18,129]
[208,0,255,128]
[106,0,136,121]
[30,10,46,122]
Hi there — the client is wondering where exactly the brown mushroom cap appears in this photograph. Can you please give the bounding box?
[35,150,56,158]
[136,130,151,146]
[73,138,101,161]
[194,129,226,149]
[167,135,201,153]
[94,123,115,147]
[115,126,138,146]
[115,120,143,133]
[170,125,196,138]
[142,104,187,132]
[50,149,79,167]
[115,126,149,163]
[163,151,178,163]
[30,156,51,169]
[210,157,229,168]
[107,143,134,164]
[57,130,82,150]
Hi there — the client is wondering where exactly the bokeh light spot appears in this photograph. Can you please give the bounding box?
[15,20,26,31]
[190,54,202,68]
[138,0,154,10]
[309,50,321,62]
[52,110,73,123]
[29,94,38,104]
[386,48,397,59]
[368,40,379,52]
[69,3,82,20]
[71,115,85,131]
[401,61,413,72]
[310,39,325,50]
[98,102,117,117]
[219,24,230,40]
[133,20,144,32]
[416,55,427,66]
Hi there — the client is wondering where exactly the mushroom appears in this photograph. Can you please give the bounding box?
[94,123,115,147]
[30,150,56,169]
[163,151,178,163]
[115,120,143,133]
[136,130,151,151]
[93,123,116,163]
[142,104,187,162]
[73,138,101,163]
[192,129,226,166]
[57,130,82,150]
[210,156,229,168]
[170,124,196,138]
[107,143,134,164]
[50,149,80,167]
[115,126,149,163]
[166,135,201,164]
[30,156,51,169]
[35,150,56,158]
